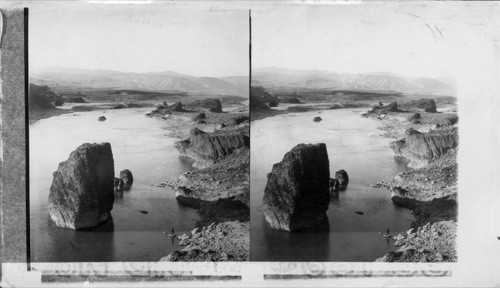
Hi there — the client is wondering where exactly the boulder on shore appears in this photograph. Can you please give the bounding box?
[263,143,330,232]
[334,169,349,190]
[49,143,115,230]
[119,169,133,190]
[98,116,106,121]
[313,116,322,122]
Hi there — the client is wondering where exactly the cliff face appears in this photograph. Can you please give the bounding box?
[49,143,115,230]
[175,127,249,168]
[391,127,458,167]
[263,143,330,232]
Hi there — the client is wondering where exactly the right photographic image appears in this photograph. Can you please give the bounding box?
[250,5,458,262]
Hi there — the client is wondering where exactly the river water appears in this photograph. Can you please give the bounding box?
[250,108,414,262]
[30,107,198,262]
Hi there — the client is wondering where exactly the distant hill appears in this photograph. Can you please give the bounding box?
[252,67,455,96]
[31,67,249,97]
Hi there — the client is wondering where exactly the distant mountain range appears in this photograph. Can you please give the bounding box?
[252,67,456,96]
[30,67,249,97]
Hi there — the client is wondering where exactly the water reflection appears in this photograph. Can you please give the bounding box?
[261,218,331,262]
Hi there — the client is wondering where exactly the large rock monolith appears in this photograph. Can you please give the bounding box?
[263,143,330,232]
[48,143,115,230]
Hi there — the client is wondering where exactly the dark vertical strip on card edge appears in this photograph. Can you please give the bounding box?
[24,7,31,271]
[248,9,252,261]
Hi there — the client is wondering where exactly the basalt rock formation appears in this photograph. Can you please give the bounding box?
[400,99,437,113]
[64,96,86,103]
[281,97,302,104]
[362,102,399,118]
[390,127,458,167]
[263,143,330,232]
[49,143,115,230]
[334,169,349,190]
[185,99,223,113]
[146,101,184,117]
[174,127,249,168]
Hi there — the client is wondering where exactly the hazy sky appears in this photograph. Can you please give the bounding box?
[30,4,249,77]
[253,3,491,78]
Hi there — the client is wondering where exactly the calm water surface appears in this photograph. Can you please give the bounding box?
[250,108,414,261]
[30,107,197,262]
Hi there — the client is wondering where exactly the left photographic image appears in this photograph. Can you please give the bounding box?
[29,5,250,262]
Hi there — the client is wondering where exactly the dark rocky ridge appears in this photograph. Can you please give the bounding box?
[263,143,330,232]
[147,101,185,117]
[29,83,71,124]
[250,86,285,121]
[184,98,223,113]
[174,127,249,168]
[399,99,437,113]
[49,143,115,230]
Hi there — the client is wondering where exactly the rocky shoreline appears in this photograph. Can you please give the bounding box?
[151,100,250,261]
[363,100,458,262]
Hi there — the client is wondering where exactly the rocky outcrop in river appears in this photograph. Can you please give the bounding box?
[263,143,330,232]
[119,169,133,190]
[49,143,115,230]
[146,101,184,118]
[174,127,249,168]
[334,169,349,190]
[391,127,458,168]
[160,221,249,261]
[377,220,456,262]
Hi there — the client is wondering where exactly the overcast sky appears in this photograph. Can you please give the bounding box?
[30,4,249,77]
[252,3,489,79]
